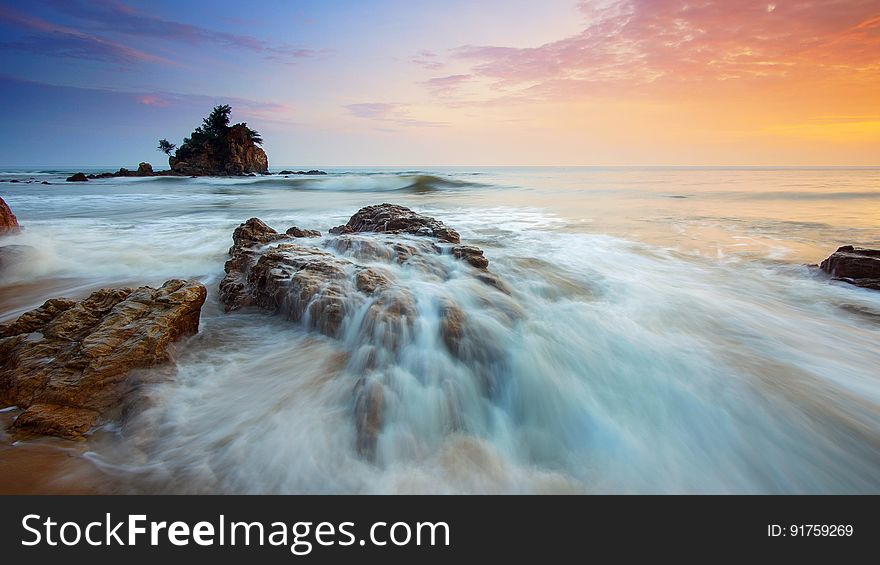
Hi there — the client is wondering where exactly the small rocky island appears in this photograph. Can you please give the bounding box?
[164,104,268,176]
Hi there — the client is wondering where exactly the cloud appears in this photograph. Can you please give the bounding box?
[344,102,445,128]
[0,6,170,65]
[447,0,880,100]
[411,49,445,70]
[0,1,318,66]
[136,94,172,107]
[423,74,472,95]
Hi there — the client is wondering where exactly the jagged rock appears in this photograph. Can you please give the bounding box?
[66,173,88,182]
[286,226,321,238]
[0,280,207,440]
[820,246,880,291]
[330,203,461,243]
[170,124,268,176]
[452,245,489,269]
[137,162,153,176]
[219,205,510,461]
[0,196,19,235]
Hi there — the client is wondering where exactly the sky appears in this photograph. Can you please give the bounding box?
[0,0,879,167]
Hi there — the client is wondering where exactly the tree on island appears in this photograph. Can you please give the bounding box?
[161,105,268,175]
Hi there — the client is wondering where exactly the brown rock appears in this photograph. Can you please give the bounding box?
[286,226,321,238]
[354,378,385,460]
[137,162,154,176]
[0,279,207,440]
[0,196,19,235]
[820,246,880,291]
[66,173,88,182]
[452,245,489,269]
[218,208,509,460]
[329,203,461,243]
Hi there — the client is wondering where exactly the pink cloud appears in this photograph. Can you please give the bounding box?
[449,0,880,99]
[423,74,473,95]
[137,94,171,107]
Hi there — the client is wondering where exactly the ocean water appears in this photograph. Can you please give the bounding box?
[1,166,879,493]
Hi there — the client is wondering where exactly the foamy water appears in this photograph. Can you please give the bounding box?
[1,167,879,493]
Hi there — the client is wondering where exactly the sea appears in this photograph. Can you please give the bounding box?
[1,166,878,493]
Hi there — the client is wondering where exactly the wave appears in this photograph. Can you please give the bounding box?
[208,173,484,193]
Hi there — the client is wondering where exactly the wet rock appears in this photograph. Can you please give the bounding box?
[355,267,393,294]
[820,246,880,291]
[137,162,154,176]
[354,378,384,460]
[286,226,321,238]
[219,218,291,310]
[0,280,207,440]
[66,172,88,182]
[0,196,19,235]
[219,206,510,460]
[452,245,489,269]
[330,203,461,243]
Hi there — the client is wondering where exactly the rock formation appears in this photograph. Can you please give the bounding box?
[219,204,515,460]
[170,124,268,176]
[820,246,880,290]
[278,170,327,176]
[0,196,19,234]
[0,280,207,439]
[66,172,88,182]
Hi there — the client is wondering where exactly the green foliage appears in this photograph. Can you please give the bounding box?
[167,105,263,160]
[202,104,232,138]
[245,125,263,145]
[157,138,177,155]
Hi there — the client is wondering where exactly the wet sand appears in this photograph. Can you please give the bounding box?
[0,410,110,494]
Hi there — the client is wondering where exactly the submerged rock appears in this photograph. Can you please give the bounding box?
[0,244,32,270]
[820,246,880,291]
[219,204,513,460]
[0,280,207,440]
[0,196,19,234]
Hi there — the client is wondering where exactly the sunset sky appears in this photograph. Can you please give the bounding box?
[1,0,879,166]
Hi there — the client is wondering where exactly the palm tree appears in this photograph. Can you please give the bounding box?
[245,125,263,145]
[157,138,177,155]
